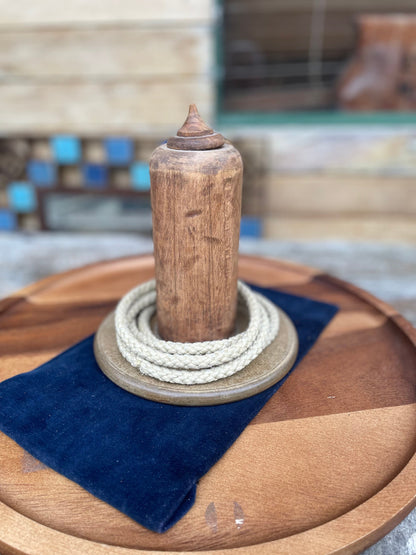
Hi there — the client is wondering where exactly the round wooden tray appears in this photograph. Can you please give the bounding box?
[0,254,415,555]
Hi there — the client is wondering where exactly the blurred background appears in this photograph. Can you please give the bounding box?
[1,3,416,549]
[0,0,415,327]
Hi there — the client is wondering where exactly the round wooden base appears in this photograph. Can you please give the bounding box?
[1,254,416,555]
[93,308,298,406]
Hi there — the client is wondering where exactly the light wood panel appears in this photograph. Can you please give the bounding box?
[0,0,214,27]
[0,79,214,133]
[264,174,416,216]
[263,215,416,243]
[0,28,212,79]
[263,131,416,176]
[0,254,416,554]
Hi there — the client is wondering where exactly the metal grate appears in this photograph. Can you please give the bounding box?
[222,0,416,112]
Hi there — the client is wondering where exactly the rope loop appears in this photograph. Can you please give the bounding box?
[115,279,279,385]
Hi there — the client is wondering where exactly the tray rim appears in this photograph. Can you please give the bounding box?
[0,252,415,555]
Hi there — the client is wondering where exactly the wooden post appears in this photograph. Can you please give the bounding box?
[150,105,243,342]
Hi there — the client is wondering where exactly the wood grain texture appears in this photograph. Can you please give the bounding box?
[0,254,415,554]
[150,140,242,341]
[263,215,416,242]
[0,27,212,79]
[262,128,416,176]
[0,79,214,134]
[0,0,214,27]
[264,174,416,216]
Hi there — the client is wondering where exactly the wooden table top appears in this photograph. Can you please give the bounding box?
[0,254,415,554]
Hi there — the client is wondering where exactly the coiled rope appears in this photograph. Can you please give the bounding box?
[115,279,279,385]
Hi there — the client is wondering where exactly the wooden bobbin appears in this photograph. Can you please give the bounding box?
[94,106,298,405]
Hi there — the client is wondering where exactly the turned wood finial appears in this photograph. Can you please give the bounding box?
[177,104,214,137]
[167,104,225,151]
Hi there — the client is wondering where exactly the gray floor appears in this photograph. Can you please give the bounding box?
[1,232,415,554]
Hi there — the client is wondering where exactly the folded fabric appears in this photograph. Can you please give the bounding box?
[0,285,337,533]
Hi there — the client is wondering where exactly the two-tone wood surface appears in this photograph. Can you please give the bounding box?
[0,254,415,554]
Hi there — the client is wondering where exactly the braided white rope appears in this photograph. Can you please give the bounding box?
[115,279,279,385]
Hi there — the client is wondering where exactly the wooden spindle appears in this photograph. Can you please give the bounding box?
[150,105,243,342]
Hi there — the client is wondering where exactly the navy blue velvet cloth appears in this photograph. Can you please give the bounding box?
[0,286,337,533]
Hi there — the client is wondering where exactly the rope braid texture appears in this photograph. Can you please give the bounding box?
[115,279,280,385]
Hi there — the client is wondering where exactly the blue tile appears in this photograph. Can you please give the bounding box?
[7,182,37,213]
[240,217,262,238]
[131,162,150,191]
[83,164,108,188]
[105,137,134,165]
[51,135,81,164]
[0,209,17,230]
[27,160,56,186]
